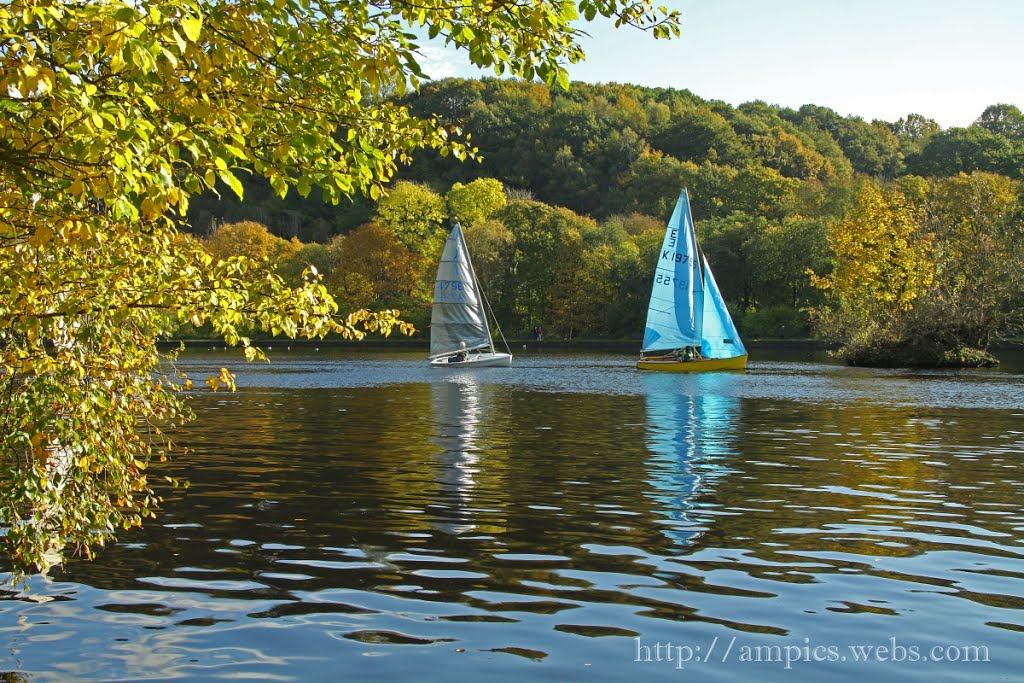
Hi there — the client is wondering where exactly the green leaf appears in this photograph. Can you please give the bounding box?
[181,15,202,42]
[223,144,246,160]
[218,169,244,199]
[114,6,136,23]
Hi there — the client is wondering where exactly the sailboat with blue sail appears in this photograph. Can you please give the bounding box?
[637,188,748,372]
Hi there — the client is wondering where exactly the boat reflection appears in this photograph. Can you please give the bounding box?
[641,373,741,549]
[429,374,485,534]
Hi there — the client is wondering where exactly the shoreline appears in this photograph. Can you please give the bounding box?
[158,338,1023,351]
[159,337,834,351]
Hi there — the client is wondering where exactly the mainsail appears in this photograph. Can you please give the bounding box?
[641,189,705,353]
[429,222,494,360]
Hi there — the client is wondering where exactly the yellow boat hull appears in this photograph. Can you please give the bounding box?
[636,354,748,373]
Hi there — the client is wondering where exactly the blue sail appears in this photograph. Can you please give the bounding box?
[700,255,747,359]
[641,189,704,352]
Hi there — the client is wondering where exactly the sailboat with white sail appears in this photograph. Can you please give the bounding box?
[428,220,513,368]
[637,189,747,372]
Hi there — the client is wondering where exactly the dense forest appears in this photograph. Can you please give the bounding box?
[182,78,1024,364]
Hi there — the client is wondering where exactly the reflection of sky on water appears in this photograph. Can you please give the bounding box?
[170,350,1024,410]
[429,373,484,535]
[4,351,1023,683]
[642,373,741,549]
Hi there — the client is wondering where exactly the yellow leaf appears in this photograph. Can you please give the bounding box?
[181,15,203,42]
[29,224,53,247]
[218,169,243,199]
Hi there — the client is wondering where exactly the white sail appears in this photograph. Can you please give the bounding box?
[429,222,512,367]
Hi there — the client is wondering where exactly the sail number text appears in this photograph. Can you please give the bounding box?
[435,279,468,303]
[436,280,466,291]
[655,271,689,288]
[661,229,698,267]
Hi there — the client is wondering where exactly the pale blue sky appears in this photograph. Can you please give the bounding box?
[419,0,1024,129]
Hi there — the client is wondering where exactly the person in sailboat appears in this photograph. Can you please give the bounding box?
[448,340,468,363]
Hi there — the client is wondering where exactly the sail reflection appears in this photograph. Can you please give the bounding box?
[642,373,741,549]
[429,374,485,534]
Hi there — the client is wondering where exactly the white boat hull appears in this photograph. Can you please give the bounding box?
[430,352,513,368]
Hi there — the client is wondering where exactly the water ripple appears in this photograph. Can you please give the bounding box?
[2,351,1022,682]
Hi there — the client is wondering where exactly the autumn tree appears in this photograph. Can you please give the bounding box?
[205,221,289,263]
[809,181,935,365]
[330,222,428,322]
[445,177,507,229]
[0,0,681,577]
[275,241,331,289]
[459,217,516,329]
[493,200,598,334]
[611,150,689,218]
[373,180,447,253]
[811,174,1023,366]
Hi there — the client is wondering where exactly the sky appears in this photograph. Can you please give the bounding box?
[418,0,1024,129]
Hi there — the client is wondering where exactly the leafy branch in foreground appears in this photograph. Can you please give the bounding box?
[0,0,679,578]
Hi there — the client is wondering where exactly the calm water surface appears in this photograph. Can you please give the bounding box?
[2,348,1023,682]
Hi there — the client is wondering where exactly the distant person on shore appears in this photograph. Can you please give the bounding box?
[534,324,544,342]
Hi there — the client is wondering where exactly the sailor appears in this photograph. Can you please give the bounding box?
[449,340,468,362]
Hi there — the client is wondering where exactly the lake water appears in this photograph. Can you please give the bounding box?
[2,347,1023,682]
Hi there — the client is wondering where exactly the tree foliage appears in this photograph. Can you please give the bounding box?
[810,174,1023,365]
[918,173,1024,349]
[809,181,934,363]
[373,180,447,252]
[0,0,681,577]
[906,126,1022,178]
[446,177,507,229]
[206,220,291,263]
